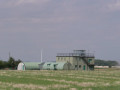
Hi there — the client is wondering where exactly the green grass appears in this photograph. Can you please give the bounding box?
[0,69,120,90]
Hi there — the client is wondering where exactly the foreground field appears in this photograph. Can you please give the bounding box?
[0,69,120,90]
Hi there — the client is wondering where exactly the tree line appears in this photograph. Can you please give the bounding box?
[95,59,119,67]
[0,57,119,69]
[0,57,21,70]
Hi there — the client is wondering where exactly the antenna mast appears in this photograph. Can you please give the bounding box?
[41,50,42,63]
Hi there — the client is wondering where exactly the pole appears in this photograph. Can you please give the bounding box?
[41,50,42,63]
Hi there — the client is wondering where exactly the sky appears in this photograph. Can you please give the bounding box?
[0,0,120,62]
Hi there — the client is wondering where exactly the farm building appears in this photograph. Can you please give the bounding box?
[17,62,41,70]
[56,50,95,70]
[42,62,73,70]
[94,66,109,69]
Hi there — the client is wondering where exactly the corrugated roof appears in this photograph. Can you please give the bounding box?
[42,62,66,70]
[23,62,41,70]
[56,62,67,69]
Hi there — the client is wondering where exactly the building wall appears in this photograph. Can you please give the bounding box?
[56,56,94,70]
[87,58,94,65]
[17,63,25,70]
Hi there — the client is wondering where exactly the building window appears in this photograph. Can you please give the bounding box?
[47,64,50,66]
[79,65,81,68]
[88,59,92,63]
[75,65,77,68]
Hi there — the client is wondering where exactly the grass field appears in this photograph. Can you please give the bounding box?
[0,69,120,90]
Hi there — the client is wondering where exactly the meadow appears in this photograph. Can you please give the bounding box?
[0,69,120,90]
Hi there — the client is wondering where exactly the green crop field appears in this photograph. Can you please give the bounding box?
[0,69,120,90]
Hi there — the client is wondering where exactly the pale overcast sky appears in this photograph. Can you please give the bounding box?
[0,0,120,62]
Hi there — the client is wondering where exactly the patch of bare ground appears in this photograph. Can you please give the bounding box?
[114,81,120,85]
[61,75,103,81]
[82,88,92,90]
[52,84,70,88]
[46,79,95,87]
[96,82,110,87]
[70,88,77,90]
[0,82,46,90]
[67,74,74,76]
[79,82,95,87]
[0,81,70,89]
[40,74,55,77]
[13,84,47,90]
[103,83,110,86]
[74,75,120,80]
[0,72,7,76]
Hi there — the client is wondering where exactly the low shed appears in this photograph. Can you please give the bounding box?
[17,62,41,70]
[42,62,73,70]
[17,62,25,70]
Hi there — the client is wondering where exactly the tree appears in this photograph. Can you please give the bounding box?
[14,59,21,69]
[0,57,22,69]
[0,60,4,69]
[95,59,119,66]
[8,57,16,69]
